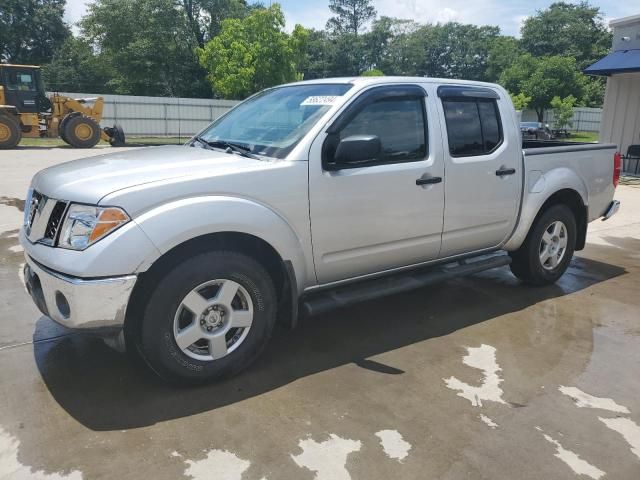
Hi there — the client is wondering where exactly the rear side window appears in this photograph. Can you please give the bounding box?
[442,98,503,156]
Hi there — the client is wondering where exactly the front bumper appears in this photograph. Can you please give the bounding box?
[23,255,137,331]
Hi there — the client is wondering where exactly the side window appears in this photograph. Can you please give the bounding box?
[324,96,427,168]
[442,98,503,157]
[7,70,36,92]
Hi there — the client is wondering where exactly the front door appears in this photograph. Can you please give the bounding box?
[309,85,445,285]
[2,67,40,113]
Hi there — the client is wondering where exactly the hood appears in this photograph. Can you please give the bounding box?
[32,145,270,204]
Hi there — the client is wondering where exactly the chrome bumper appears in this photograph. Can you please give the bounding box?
[23,255,136,330]
[602,200,620,221]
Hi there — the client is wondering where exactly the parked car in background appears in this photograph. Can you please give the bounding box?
[21,77,621,384]
[521,121,554,140]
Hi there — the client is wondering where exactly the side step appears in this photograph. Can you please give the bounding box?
[301,254,512,317]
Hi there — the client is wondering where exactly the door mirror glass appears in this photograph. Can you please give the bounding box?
[333,135,382,166]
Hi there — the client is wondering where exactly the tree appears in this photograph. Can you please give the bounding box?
[363,16,420,74]
[0,0,70,64]
[42,37,112,93]
[408,23,501,80]
[520,2,611,69]
[551,95,577,130]
[179,0,252,48]
[500,54,585,121]
[361,68,383,76]
[326,0,376,36]
[510,92,531,111]
[197,5,308,99]
[485,36,522,83]
[81,0,209,97]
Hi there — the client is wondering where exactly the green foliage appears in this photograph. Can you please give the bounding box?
[520,2,611,69]
[80,0,210,97]
[510,92,531,111]
[580,77,606,108]
[500,54,585,121]
[551,95,577,130]
[361,69,384,76]
[197,5,309,99]
[326,0,376,36]
[485,36,522,83]
[179,0,252,47]
[0,0,70,64]
[42,37,112,92]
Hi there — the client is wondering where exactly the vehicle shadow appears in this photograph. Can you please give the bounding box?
[34,254,626,431]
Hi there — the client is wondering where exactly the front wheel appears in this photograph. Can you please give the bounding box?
[137,251,277,384]
[509,204,576,285]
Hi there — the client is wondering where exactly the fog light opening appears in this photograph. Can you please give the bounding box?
[55,291,70,319]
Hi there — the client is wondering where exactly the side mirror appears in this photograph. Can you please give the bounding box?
[333,135,381,167]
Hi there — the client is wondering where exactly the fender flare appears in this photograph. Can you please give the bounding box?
[504,167,588,251]
[133,195,309,292]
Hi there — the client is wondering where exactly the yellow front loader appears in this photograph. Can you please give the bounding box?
[0,64,125,149]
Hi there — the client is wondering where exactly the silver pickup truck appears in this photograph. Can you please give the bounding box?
[20,77,621,383]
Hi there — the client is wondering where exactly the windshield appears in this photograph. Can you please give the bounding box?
[521,122,540,128]
[198,83,353,159]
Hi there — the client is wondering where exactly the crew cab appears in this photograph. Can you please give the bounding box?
[20,77,621,383]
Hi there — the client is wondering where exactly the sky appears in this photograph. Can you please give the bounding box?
[64,0,638,37]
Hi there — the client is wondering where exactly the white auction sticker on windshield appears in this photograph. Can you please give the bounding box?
[301,96,339,106]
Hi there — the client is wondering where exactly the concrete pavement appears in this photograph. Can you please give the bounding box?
[0,146,639,479]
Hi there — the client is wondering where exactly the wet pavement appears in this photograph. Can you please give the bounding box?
[1,147,639,479]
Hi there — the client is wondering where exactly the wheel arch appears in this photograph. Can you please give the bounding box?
[125,231,300,343]
[505,185,587,252]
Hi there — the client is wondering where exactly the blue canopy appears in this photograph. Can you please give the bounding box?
[584,49,640,75]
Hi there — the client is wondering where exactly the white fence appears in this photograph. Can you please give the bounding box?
[53,92,240,137]
[54,92,604,136]
[521,107,602,132]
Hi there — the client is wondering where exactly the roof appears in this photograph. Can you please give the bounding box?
[282,76,502,89]
[610,13,640,28]
[584,49,640,75]
[0,64,40,69]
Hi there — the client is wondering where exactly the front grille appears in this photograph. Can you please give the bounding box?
[44,201,67,241]
[26,190,68,246]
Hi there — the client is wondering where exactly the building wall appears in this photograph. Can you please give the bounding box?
[599,72,640,155]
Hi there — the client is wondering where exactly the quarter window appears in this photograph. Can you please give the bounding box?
[335,97,427,164]
[442,98,503,156]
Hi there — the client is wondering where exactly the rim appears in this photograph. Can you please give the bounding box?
[74,123,93,140]
[539,220,568,270]
[0,123,10,142]
[172,279,254,361]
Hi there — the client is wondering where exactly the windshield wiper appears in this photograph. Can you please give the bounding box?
[191,136,260,159]
[204,139,261,160]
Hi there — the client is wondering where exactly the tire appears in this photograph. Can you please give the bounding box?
[108,123,126,147]
[0,115,21,149]
[63,115,101,148]
[137,251,277,384]
[58,114,75,145]
[509,204,576,286]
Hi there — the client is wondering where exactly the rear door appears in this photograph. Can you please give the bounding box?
[437,85,521,257]
[308,84,445,284]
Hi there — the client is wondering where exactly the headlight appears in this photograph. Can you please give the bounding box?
[58,204,130,250]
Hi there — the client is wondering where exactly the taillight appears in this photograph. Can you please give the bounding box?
[613,152,622,187]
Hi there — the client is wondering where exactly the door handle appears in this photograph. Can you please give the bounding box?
[495,168,516,176]
[416,176,442,186]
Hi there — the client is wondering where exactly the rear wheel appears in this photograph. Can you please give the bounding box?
[509,204,576,285]
[137,251,277,384]
[64,115,101,148]
[0,115,21,149]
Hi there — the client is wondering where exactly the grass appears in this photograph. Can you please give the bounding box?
[565,131,599,143]
[16,136,187,147]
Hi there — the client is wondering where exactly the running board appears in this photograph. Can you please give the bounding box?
[301,254,512,317]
